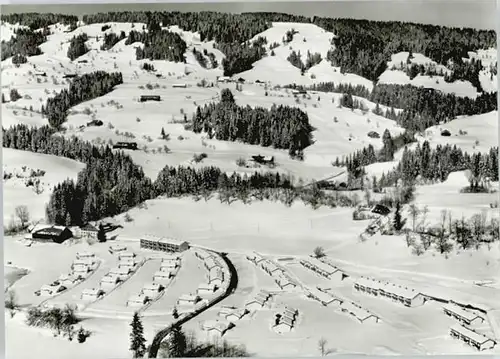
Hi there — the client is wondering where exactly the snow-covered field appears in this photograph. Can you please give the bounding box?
[2,19,499,359]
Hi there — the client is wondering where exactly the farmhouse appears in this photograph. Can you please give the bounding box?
[109,244,127,254]
[127,294,149,307]
[140,95,161,102]
[353,277,426,307]
[450,325,496,351]
[202,320,232,337]
[109,266,132,280]
[81,288,105,301]
[172,83,187,88]
[340,301,380,323]
[32,226,73,244]
[153,270,174,281]
[443,303,485,326]
[140,235,190,253]
[100,274,121,287]
[177,294,200,306]
[142,282,163,297]
[197,283,218,295]
[113,141,138,150]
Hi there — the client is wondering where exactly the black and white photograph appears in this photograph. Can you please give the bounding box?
[1,1,499,358]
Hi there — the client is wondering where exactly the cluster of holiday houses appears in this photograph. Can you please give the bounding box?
[195,250,228,293]
[442,303,496,351]
[300,258,345,281]
[37,252,98,297]
[247,254,297,290]
[245,290,272,312]
[353,276,427,307]
[274,306,299,333]
[127,282,165,308]
[316,287,380,324]
[153,254,181,283]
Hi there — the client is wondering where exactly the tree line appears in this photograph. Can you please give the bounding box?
[1,12,78,30]
[101,31,126,51]
[125,29,187,62]
[41,71,123,128]
[67,33,89,61]
[191,89,314,158]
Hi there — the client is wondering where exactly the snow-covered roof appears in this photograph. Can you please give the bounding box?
[59,273,72,281]
[198,283,217,291]
[110,266,131,275]
[203,320,231,332]
[82,288,103,296]
[101,274,120,283]
[162,254,181,261]
[73,258,94,266]
[118,251,135,258]
[261,260,281,273]
[128,294,148,303]
[110,244,127,251]
[195,251,211,260]
[354,276,422,299]
[247,253,265,263]
[450,325,496,344]
[141,235,187,246]
[318,257,343,272]
[307,287,335,304]
[443,304,483,321]
[281,316,294,327]
[40,285,54,292]
[340,301,377,321]
[225,308,247,319]
[143,282,160,291]
[247,296,266,306]
[73,263,89,270]
[179,294,199,302]
[154,270,172,278]
[205,256,221,269]
[76,251,95,258]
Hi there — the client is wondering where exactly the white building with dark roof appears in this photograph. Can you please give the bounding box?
[443,304,485,326]
[450,324,496,351]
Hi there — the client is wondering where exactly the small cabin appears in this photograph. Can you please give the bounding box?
[127,294,149,307]
[197,283,218,295]
[112,142,138,150]
[153,270,174,282]
[63,74,77,79]
[109,266,132,280]
[142,282,163,298]
[78,59,88,63]
[441,129,451,137]
[40,285,55,296]
[177,294,200,306]
[100,274,121,288]
[172,84,187,88]
[140,95,161,102]
[109,244,127,254]
[35,72,47,77]
[251,155,275,165]
[81,288,105,301]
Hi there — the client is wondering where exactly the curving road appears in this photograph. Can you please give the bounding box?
[147,250,238,358]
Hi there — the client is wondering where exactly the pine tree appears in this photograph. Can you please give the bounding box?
[130,312,146,358]
[166,325,187,358]
[97,223,106,242]
[393,202,403,231]
[161,127,166,139]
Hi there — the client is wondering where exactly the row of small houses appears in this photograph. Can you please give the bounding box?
[353,276,427,307]
[247,254,297,290]
[195,250,227,288]
[274,306,299,333]
[300,258,346,281]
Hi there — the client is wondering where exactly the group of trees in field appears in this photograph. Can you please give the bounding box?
[67,33,89,61]
[3,124,152,226]
[444,57,485,92]
[286,50,323,73]
[218,41,267,76]
[399,206,499,256]
[1,13,78,30]
[192,89,314,158]
[41,71,123,128]
[125,29,187,62]
[192,47,218,69]
[100,31,126,51]
[315,17,496,83]
[1,27,48,61]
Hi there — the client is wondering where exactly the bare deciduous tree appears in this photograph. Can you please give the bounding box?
[15,205,30,228]
[313,246,326,258]
[408,204,420,232]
